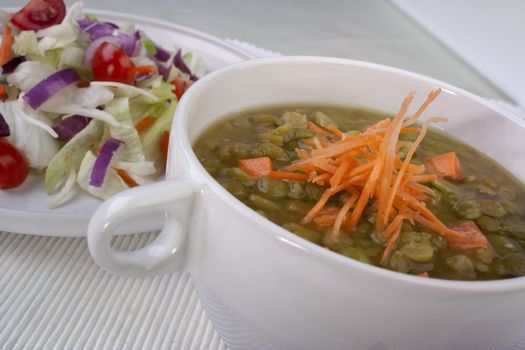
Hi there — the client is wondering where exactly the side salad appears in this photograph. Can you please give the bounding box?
[0,0,206,208]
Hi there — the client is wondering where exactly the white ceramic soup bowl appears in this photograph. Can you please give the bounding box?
[88,57,525,350]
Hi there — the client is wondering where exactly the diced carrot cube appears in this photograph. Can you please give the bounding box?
[238,156,273,177]
[447,220,489,251]
[425,152,462,180]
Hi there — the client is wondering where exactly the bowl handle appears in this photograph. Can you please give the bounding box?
[87,176,195,276]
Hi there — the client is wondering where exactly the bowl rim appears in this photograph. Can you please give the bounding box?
[173,55,525,292]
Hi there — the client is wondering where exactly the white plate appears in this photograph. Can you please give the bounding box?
[0,9,253,237]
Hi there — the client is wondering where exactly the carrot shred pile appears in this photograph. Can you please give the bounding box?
[273,88,479,264]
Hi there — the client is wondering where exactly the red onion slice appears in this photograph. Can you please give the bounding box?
[23,68,80,109]
[154,46,170,62]
[90,138,123,187]
[83,36,122,67]
[0,112,10,137]
[2,56,26,75]
[52,115,91,142]
[119,33,139,57]
[173,49,197,81]
[78,17,95,30]
[81,21,119,40]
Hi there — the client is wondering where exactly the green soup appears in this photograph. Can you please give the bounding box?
[193,105,525,281]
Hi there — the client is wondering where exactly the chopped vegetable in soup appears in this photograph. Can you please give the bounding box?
[193,90,525,281]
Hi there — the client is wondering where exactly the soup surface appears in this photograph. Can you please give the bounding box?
[193,104,525,281]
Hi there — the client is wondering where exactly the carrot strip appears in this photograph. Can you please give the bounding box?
[268,171,308,181]
[0,25,12,66]
[301,188,336,224]
[326,192,359,245]
[134,116,156,134]
[116,169,139,187]
[400,127,421,133]
[412,174,438,183]
[380,118,446,228]
[312,173,331,185]
[161,130,170,161]
[304,139,367,162]
[136,65,156,75]
[402,88,442,127]
[307,121,334,138]
[376,93,414,230]
[326,125,344,138]
[329,156,354,188]
[412,213,462,240]
[380,216,404,265]
[0,84,7,100]
[313,137,323,149]
[314,215,337,229]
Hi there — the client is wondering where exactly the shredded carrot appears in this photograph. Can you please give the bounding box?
[0,24,12,66]
[136,65,156,75]
[268,171,308,181]
[380,216,404,265]
[326,125,344,138]
[412,174,438,183]
[307,121,334,138]
[301,188,336,224]
[329,156,355,188]
[402,88,442,127]
[266,89,486,263]
[134,116,156,134]
[400,127,421,133]
[326,192,359,245]
[378,117,446,229]
[418,272,429,278]
[116,169,139,187]
[238,156,273,177]
[311,173,331,185]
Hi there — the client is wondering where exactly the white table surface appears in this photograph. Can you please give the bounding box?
[0,1,517,349]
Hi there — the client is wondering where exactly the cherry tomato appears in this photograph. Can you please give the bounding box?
[11,0,66,31]
[0,139,29,189]
[92,42,137,85]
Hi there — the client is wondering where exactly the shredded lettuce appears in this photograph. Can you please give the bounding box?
[16,96,58,137]
[39,85,119,126]
[105,97,146,162]
[45,119,103,194]
[59,46,85,70]
[183,51,207,78]
[141,100,177,173]
[12,31,43,57]
[148,81,177,101]
[27,49,63,69]
[90,81,159,102]
[7,61,56,92]
[141,36,157,55]
[0,100,59,170]
[129,99,165,123]
[48,169,78,208]
[77,151,128,199]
